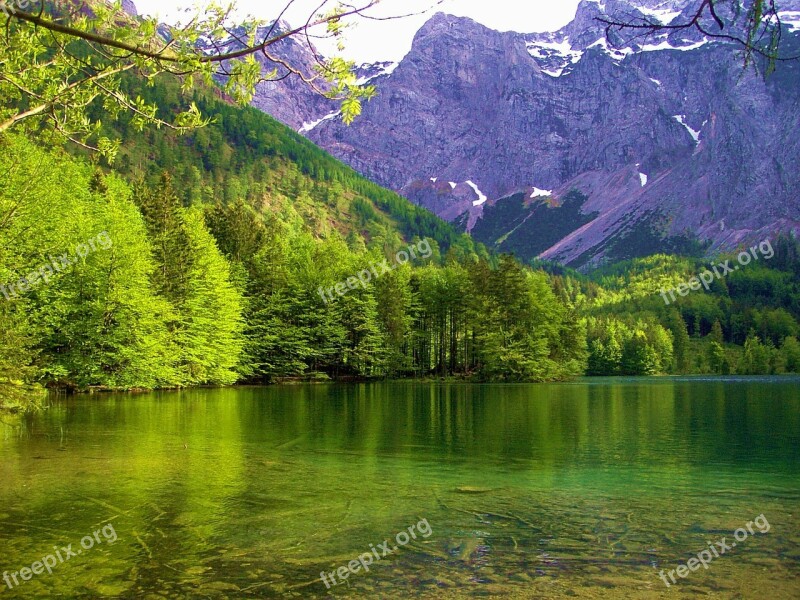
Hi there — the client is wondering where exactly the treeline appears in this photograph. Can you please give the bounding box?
[0,134,588,408]
[85,70,800,378]
[3,124,797,414]
[209,199,586,382]
[3,65,797,411]
[0,135,243,401]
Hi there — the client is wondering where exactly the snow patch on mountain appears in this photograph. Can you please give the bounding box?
[587,37,635,61]
[636,164,648,187]
[637,6,682,24]
[531,187,552,198]
[466,180,488,206]
[526,38,584,77]
[525,5,708,77]
[673,115,701,144]
[356,62,399,86]
[639,38,708,52]
[298,111,340,133]
[778,11,800,31]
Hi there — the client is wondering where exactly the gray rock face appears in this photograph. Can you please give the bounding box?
[249,37,334,132]
[250,1,800,266]
[216,23,334,132]
[121,0,137,17]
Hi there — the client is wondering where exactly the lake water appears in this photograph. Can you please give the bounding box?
[1,378,799,598]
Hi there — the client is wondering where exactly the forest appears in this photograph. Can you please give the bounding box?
[0,116,589,411]
[2,52,800,412]
[571,243,800,377]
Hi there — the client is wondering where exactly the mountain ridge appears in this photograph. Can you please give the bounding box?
[238,1,800,268]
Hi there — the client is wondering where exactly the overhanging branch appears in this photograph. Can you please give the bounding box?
[596,0,800,63]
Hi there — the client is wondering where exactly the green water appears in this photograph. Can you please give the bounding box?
[0,378,798,599]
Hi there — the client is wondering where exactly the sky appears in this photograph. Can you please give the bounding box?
[133,0,583,64]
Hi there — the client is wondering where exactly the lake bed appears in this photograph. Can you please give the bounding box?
[1,378,798,598]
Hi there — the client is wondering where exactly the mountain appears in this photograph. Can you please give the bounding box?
[99,71,477,257]
[250,0,800,269]
[4,0,800,409]
[242,25,337,132]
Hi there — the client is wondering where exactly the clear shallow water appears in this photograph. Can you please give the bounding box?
[0,378,798,599]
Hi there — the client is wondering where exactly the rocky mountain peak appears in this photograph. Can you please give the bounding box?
[249,2,800,268]
[414,12,490,38]
[121,0,138,17]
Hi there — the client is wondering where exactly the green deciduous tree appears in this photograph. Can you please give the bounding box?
[175,207,245,384]
[0,0,427,154]
[0,134,177,391]
[667,309,692,374]
[132,175,246,385]
[708,342,731,375]
[741,330,771,374]
[782,336,800,373]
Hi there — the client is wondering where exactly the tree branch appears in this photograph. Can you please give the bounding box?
[8,1,383,64]
[596,0,800,63]
[0,63,133,133]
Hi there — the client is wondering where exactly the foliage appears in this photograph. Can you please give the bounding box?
[0,131,591,409]
[3,2,798,411]
[577,235,800,376]
[599,0,800,76]
[0,0,384,154]
[0,134,180,394]
[92,70,477,258]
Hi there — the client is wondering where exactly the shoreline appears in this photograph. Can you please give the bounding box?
[5,373,800,414]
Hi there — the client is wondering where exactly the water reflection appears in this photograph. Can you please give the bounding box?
[0,378,798,598]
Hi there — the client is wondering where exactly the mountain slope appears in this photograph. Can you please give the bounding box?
[251,0,800,268]
[95,71,481,257]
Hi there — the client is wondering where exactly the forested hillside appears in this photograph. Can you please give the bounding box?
[95,74,480,254]
[0,70,590,410]
[559,239,800,376]
[3,66,799,413]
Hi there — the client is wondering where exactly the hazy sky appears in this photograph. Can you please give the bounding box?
[133,0,583,63]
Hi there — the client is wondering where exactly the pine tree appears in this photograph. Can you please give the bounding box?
[709,320,725,345]
[133,173,193,303]
[667,310,691,374]
[374,266,414,375]
[708,342,730,375]
[174,207,245,385]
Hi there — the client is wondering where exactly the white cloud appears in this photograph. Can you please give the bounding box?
[133,0,582,63]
